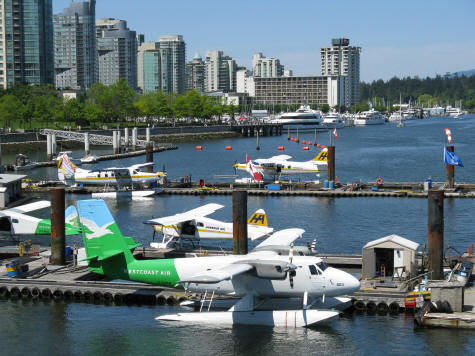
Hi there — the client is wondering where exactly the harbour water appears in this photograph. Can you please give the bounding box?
[1,116,475,355]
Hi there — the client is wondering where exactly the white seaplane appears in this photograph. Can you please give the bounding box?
[76,199,361,327]
[57,153,165,198]
[0,201,81,236]
[234,150,328,179]
[143,203,273,248]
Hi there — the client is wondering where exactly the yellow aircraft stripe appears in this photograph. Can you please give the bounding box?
[76,174,163,181]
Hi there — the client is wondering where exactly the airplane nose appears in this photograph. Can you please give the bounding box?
[346,273,360,292]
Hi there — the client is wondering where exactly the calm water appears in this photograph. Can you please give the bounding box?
[1,116,475,355]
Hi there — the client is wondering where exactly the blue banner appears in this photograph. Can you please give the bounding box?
[444,148,464,167]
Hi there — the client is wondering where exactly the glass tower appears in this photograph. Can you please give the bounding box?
[0,0,54,88]
[54,0,96,90]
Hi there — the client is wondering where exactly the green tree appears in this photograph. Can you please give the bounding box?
[0,94,21,129]
[321,104,330,113]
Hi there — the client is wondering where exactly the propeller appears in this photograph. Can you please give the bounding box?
[287,243,296,288]
[233,160,238,175]
[306,239,317,253]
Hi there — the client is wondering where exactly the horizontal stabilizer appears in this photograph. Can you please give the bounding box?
[254,228,305,249]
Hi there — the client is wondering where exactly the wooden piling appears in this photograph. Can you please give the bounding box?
[287,127,290,140]
[428,189,444,280]
[446,145,454,188]
[256,130,260,150]
[112,131,118,154]
[328,146,335,183]
[50,188,66,265]
[145,143,153,172]
[232,190,248,255]
[314,129,317,146]
[124,128,129,148]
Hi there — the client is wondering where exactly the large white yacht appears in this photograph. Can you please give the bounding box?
[273,105,323,125]
[322,109,344,128]
[353,109,385,126]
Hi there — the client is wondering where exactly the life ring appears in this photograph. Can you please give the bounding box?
[376,177,384,185]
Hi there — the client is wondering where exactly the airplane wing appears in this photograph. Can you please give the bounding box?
[267,155,292,162]
[179,263,253,284]
[130,162,154,170]
[143,203,225,226]
[253,228,305,249]
[5,200,51,214]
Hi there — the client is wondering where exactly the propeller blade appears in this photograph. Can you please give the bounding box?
[303,291,308,310]
[289,242,294,264]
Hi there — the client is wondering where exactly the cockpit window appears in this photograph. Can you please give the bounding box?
[316,261,328,271]
[197,222,204,227]
[309,265,320,275]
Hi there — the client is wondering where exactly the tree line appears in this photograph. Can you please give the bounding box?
[0,79,239,130]
[361,74,475,109]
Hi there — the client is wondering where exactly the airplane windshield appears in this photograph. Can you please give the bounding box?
[316,261,328,271]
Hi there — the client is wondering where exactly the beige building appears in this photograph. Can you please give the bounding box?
[362,234,419,279]
[254,76,344,107]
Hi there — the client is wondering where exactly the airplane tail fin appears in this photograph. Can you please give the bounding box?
[248,209,268,226]
[77,199,136,278]
[246,154,264,182]
[311,148,328,162]
[58,153,77,184]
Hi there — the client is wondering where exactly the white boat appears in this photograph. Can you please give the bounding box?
[353,109,385,125]
[80,155,99,164]
[156,309,339,328]
[388,112,405,122]
[272,105,323,125]
[322,110,344,128]
[91,189,163,199]
[14,154,38,171]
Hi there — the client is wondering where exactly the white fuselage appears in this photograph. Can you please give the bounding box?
[174,254,360,298]
[61,167,163,187]
[236,160,326,176]
[156,216,273,241]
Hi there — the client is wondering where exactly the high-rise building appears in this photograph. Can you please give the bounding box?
[0,0,54,88]
[96,18,137,89]
[136,34,145,47]
[320,38,361,107]
[185,53,205,93]
[137,42,160,93]
[236,69,255,96]
[158,35,186,94]
[204,50,237,93]
[252,53,284,78]
[54,0,97,90]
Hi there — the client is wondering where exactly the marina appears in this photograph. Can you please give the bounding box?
[0,115,474,354]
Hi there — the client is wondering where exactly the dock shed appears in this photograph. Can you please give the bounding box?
[362,234,419,279]
[0,174,26,208]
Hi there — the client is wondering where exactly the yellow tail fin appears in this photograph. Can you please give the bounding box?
[248,209,268,226]
[312,149,328,162]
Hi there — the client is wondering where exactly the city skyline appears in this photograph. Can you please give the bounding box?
[53,0,475,82]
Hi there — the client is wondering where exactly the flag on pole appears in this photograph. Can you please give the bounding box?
[333,126,338,140]
[444,148,464,167]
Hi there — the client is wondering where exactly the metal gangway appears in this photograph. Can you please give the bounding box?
[39,129,152,148]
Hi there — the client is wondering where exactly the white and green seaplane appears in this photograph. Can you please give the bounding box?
[0,200,81,237]
[76,199,360,328]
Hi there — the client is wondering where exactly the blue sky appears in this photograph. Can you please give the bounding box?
[54,0,475,82]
